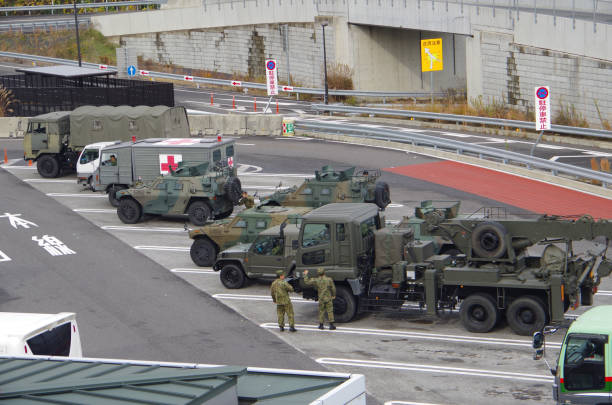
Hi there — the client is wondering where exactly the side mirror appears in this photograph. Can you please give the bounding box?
[533,331,544,349]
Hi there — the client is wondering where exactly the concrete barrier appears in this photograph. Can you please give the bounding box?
[0,117,27,138]
[187,115,211,136]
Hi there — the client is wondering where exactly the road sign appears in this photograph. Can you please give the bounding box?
[98,64,108,70]
[534,86,551,130]
[139,70,149,76]
[231,81,242,87]
[420,38,443,72]
[282,85,294,92]
[184,76,194,82]
[265,59,278,96]
[127,65,136,76]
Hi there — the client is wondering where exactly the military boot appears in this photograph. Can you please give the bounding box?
[289,326,297,332]
[279,326,284,332]
[318,323,324,330]
[329,323,336,330]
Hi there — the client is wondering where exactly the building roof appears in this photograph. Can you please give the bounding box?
[16,65,116,79]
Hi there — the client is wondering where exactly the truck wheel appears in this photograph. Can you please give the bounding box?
[506,296,546,336]
[187,201,211,226]
[37,155,60,178]
[108,185,127,207]
[459,294,498,333]
[220,264,246,289]
[374,181,391,209]
[224,176,243,204]
[471,222,508,259]
[333,286,358,323]
[190,238,217,267]
[117,198,143,224]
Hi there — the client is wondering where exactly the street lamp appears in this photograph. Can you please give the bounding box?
[321,22,329,105]
[73,1,82,67]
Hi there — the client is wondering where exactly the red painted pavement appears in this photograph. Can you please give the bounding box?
[385,161,612,219]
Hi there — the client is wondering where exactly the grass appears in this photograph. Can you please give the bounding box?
[0,85,15,117]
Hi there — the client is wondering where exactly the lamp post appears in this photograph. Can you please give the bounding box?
[321,22,329,105]
[73,1,82,67]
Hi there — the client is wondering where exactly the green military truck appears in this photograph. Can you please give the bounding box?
[23,105,190,178]
[261,166,391,209]
[214,202,612,335]
[116,161,242,225]
[189,205,312,267]
[533,305,612,404]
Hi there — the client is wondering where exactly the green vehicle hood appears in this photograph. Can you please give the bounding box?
[221,243,252,255]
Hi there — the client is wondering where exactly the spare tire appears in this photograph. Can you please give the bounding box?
[374,181,391,209]
[224,176,242,204]
[471,221,508,259]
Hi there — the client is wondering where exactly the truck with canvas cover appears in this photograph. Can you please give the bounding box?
[533,305,612,404]
[95,137,236,206]
[116,161,243,225]
[260,166,391,209]
[215,202,612,335]
[23,105,190,178]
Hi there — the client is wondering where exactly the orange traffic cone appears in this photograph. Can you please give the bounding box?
[210,93,214,106]
[276,99,279,114]
[254,97,257,112]
[232,96,236,109]
[3,148,7,164]
[28,159,33,166]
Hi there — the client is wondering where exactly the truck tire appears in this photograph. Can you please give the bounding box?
[374,181,391,209]
[187,201,211,226]
[505,296,546,336]
[224,176,242,204]
[117,198,143,224]
[108,185,127,207]
[220,264,246,289]
[459,293,498,333]
[37,155,60,178]
[333,285,358,323]
[471,222,508,259]
[190,238,217,267]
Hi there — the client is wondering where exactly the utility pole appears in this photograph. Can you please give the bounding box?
[321,22,329,105]
[73,1,82,67]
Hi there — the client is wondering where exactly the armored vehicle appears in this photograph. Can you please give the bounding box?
[23,105,189,178]
[116,161,242,225]
[214,202,612,335]
[189,205,312,267]
[94,137,236,206]
[261,166,391,209]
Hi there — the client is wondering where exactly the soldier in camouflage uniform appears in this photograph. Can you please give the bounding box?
[239,191,255,209]
[303,268,337,330]
[270,270,297,332]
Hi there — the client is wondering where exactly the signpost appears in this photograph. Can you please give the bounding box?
[264,59,278,113]
[139,70,150,76]
[282,85,294,92]
[231,81,242,87]
[420,38,443,104]
[127,65,136,77]
[531,86,551,155]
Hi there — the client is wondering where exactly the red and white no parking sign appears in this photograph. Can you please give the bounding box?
[534,86,551,131]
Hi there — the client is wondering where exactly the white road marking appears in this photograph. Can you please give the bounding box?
[102,225,185,233]
[73,208,115,213]
[316,358,554,383]
[535,144,567,150]
[274,136,313,141]
[292,109,306,114]
[215,293,310,303]
[47,193,106,198]
[385,402,445,405]
[236,143,256,146]
[1,166,36,170]
[474,140,519,144]
[171,268,215,274]
[237,164,262,173]
[134,246,190,252]
[440,132,472,138]
[24,179,76,183]
[387,203,404,208]
[550,154,612,161]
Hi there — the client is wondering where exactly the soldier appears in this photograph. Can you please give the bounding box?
[239,191,255,209]
[270,270,297,332]
[303,267,336,330]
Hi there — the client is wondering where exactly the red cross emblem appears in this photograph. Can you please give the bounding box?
[227,156,234,167]
[159,154,182,173]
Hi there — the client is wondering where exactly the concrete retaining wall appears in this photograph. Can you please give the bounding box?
[0,117,28,139]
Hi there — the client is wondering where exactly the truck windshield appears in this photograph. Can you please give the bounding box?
[563,334,606,391]
[27,122,47,134]
[80,149,100,164]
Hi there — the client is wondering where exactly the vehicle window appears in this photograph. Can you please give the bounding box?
[301,187,312,195]
[336,223,346,241]
[563,334,606,391]
[101,152,118,167]
[302,223,330,248]
[30,122,47,134]
[26,322,71,357]
[321,188,330,195]
[253,235,283,256]
[226,145,234,157]
[92,120,102,130]
[129,120,138,131]
[155,182,166,190]
[80,149,99,164]
[233,220,247,228]
[256,220,267,229]
[174,182,183,190]
[213,149,221,162]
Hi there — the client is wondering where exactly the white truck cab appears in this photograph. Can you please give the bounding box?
[77,141,119,187]
[0,312,83,357]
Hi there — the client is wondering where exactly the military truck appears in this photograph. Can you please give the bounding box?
[260,166,391,209]
[94,137,236,206]
[189,205,312,267]
[23,105,190,178]
[116,161,242,225]
[213,203,612,335]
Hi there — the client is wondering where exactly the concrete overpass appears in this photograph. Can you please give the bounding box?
[92,0,612,127]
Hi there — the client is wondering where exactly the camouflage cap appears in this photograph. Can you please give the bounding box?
[317,267,325,275]
[276,270,284,276]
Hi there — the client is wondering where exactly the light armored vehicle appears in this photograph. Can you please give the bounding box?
[261,165,391,209]
[116,161,242,225]
[188,205,312,267]
[214,202,612,335]
[23,105,189,178]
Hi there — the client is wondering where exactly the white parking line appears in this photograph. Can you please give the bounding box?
[47,193,106,198]
[134,246,190,252]
[387,203,404,208]
[24,179,76,183]
[171,268,215,274]
[215,293,310,303]
[73,208,116,213]
[240,173,312,177]
[316,358,554,383]
[1,166,36,170]
[102,226,185,233]
[385,402,445,405]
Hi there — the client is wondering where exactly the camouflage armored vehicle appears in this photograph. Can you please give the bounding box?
[189,205,312,267]
[116,161,242,225]
[260,165,391,209]
[215,203,612,335]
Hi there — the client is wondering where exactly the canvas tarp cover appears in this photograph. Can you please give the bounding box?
[374,227,413,268]
[69,105,189,147]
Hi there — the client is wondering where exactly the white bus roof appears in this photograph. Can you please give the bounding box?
[0,312,76,338]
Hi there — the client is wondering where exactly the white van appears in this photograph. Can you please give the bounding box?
[77,141,119,188]
[0,312,83,357]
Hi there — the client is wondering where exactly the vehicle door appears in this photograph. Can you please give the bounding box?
[98,151,120,187]
[164,180,188,214]
[247,235,285,277]
[559,333,610,404]
[141,179,170,213]
[335,223,352,270]
[77,147,101,177]
[298,222,333,271]
[244,218,269,244]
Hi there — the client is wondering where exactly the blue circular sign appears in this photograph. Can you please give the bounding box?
[266,60,276,71]
[536,87,548,99]
[127,65,136,76]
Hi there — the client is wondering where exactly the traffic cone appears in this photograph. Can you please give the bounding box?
[232,96,236,109]
[210,93,214,106]
[3,148,7,164]
[28,159,33,166]
[254,97,257,112]
[276,99,279,114]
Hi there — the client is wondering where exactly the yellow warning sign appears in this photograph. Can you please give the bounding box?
[421,38,443,72]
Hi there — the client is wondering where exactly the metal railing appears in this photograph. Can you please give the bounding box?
[0,1,166,13]
[312,104,612,140]
[295,119,612,187]
[0,19,91,33]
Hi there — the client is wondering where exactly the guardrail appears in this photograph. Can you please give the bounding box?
[0,1,166,13]
[0,19,91,33]
[0,51,447,100]
[311,104,612,141]
[295,119,612,188]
